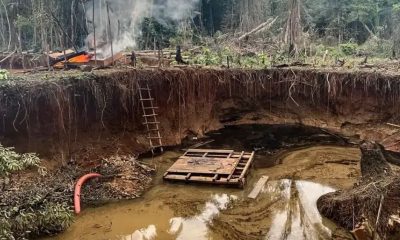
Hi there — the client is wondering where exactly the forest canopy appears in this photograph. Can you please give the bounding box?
[0,0,399,57]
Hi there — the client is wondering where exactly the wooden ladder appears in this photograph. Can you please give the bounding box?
[138,80,163,154]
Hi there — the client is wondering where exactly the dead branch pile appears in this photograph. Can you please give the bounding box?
[1,155,155,206]
[81,155,155,202]
[317,141,400,239]
[0,52,47,69]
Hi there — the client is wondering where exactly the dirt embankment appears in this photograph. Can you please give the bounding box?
[2,67,400,161]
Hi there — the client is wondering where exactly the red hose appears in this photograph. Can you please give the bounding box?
[74,173,102,214]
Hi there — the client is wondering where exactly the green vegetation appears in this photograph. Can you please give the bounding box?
[0,70,8,80]
[0,0,398,58]
[0,199,73,239]
[0,144,41,176]
[139,17,177,49]
[0,144,72,239]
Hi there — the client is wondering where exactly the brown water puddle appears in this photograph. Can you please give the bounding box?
[46,146,360,240]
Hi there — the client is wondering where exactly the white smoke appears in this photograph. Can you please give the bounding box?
[85,0,199,59]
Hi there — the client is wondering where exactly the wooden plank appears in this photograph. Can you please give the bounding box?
[143,121,160,125]
[227,151,245,181]
[239,151,255,180]
[185,173,192,180]
[140,98,155,101]
[88,52,123,67]
[164,175,241,185]
[147,136,162,139]
[166,157,238,175]
[184,154,233,158]
[212,174,219,182]
[185,149,234,154]
[184,153,204,157]
[248,176,269,199]
[205,154,231,158]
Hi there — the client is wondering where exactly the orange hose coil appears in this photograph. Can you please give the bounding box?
[74,173,102,214]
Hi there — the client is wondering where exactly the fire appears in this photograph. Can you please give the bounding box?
[69,54,91,63]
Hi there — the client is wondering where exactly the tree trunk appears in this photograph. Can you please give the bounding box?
[284,0,302,57]
[360,141,393,178]
[1,0,11,51]
[317,141,400,238]
[0,4,5,49]
[71,0,76,47]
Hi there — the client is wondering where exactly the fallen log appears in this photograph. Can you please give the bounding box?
[238,17,278,41]
[0,48,17,63]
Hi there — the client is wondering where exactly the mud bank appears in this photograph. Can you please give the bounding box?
[2,67,400,158]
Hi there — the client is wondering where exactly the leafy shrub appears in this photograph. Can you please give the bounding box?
[339,43,358,56]
[1,201,73,239]
[192,47,221,66]
[0,144,41,176]
[0,70,8,81]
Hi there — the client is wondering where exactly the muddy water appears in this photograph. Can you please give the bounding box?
[47,143,360,240]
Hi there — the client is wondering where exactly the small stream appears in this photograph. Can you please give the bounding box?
[46,124,361,240]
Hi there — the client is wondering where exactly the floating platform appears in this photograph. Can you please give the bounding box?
[163,149,255,188]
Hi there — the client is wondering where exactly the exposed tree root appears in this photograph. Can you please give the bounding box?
[317,141,400,239]
[1,67,400,156]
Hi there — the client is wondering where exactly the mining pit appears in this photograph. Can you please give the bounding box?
[1,67,400,239]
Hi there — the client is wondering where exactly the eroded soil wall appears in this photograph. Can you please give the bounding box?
[1,68,400,160]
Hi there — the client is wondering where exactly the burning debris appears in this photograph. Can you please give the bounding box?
[0,0,200,72]
[49,49,124,69]
[50,51,91,68]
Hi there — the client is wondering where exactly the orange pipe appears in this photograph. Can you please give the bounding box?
[74,173,102,214]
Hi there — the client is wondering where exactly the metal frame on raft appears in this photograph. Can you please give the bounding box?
[163,149,255,188]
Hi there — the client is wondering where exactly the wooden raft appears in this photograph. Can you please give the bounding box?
[163,149,255,188]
